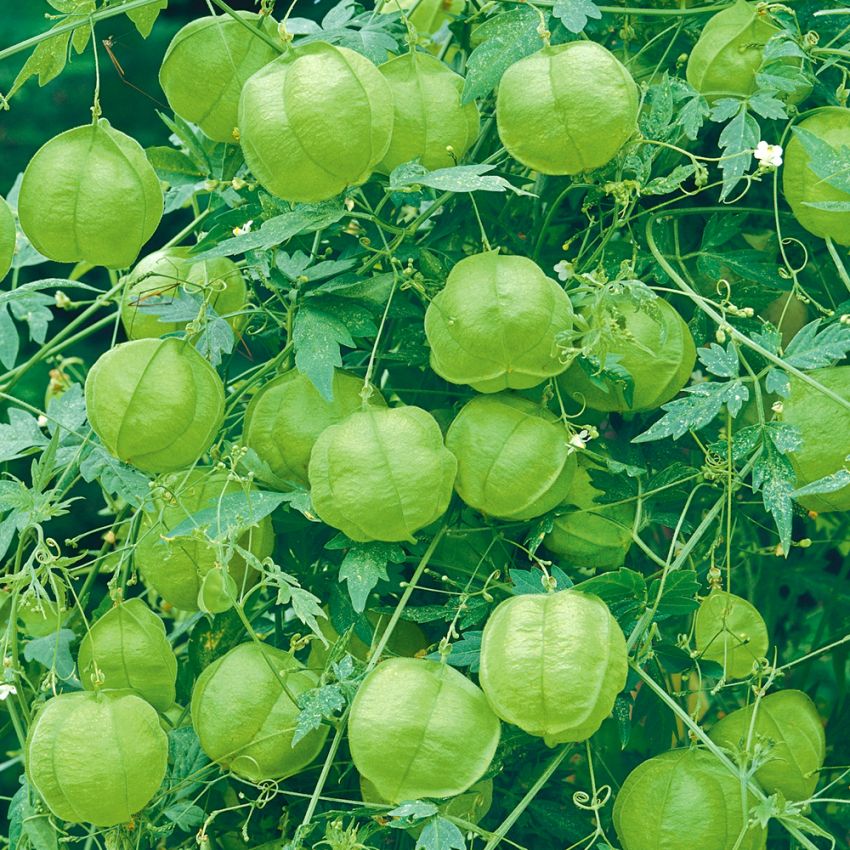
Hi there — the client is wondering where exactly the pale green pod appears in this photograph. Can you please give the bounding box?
[424,252,574,392]
[496,42,638,175]
[77,598,178,711]
[308,406,457,543]
[479,590,627,744]
[0,195,15,280]
[238,42,393,203]
[348,658,501,803]
[26,691,168,827]
[84,338,225,474]
[18,120,163,268]
[159,12,282,143]
[445,393,577,521]
[191,642,328,781]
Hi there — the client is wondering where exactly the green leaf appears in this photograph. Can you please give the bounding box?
[428,630,483,672]
[0,408,48,463]
[79,444,151,507]
[388,801,440,823]
[697,342,739,378]
[124,0,169,38]
[294,684,345,745]
[650,570,699,620]
[292,301,355,401]
[6,30,72,100]
[552,0,601,33]
[783,319,850,369]
[791,125,850,196]
[462,6,541,104]
[752,437,795,554]
[165,726,209,799]
[163,803,205,832]
[23,629,75,678]
[167,490,288,539]
[338,542,405,613]
[146,146,204,187]
[416,816,466,850]
[389,162,532,196]
[575,569,647,630]
[717,107,760,201]
[792,469,850,500]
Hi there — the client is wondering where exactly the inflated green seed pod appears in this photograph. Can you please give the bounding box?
[378,52,479,173]
[709,690,825,801]
[694,590,769,679]
[780,366,850,512]
[544,463,635,569]
[308,406,457,543]
[135,468,274,611]
[479,590,627,745]
[687,0,808,103]
[613,748,767,850]
[784,108,850,247]
[496,42,639,175]
[77,598,177,711]
[381,0,465,37]
[242,370,384,490]
[445,394,577,521]
[159,13,281,143]
[238,42,393,203]
[559,296,696,413]
[26,691,168,827]
[424,252,574,392]
[85,338,225,474]
[348,658,501,803]
[191,642,328,781]
[0,195,15,280]
[121,248,248,340]
[18,120,163,268]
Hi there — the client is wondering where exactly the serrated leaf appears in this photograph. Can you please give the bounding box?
[389,162,532,196]
[294,684,345,745]
[7,29,72,100]
[167,490,287,538]
[428,630,482,672]
[79,444,151,506]
[717,107,759,201]
[552,0,601,33]
[783,319,850,369]
[292,301,355,400]
[338,542,405,613]
[698,342,739,378]
[765,367,790,397]
[650,570,699,620]
[146,146,204,186]
[23,629,75,678]
[163,803,205,831]
[388,801,440,822]
[792,469,850,499]
[416,816,466,850]
[165,726,209,799]
[752,439,795,553]
[124,0,168,37]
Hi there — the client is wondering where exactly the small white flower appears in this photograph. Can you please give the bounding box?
[754,141,783,169]
[0,683,17,700]
[37,414,48,428]
[232,220,254,237]
[553,260,573,282]
[569,429,591,449]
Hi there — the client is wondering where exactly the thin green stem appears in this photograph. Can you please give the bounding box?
[207,0,285,54]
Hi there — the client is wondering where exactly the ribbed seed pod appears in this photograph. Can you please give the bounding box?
[348,658,501,803]
[26,691,168,827]
[191,642,328,781]
[709,690,825,801]
[496,42,638,175]
[0,195,15,280]
[159,13,281,143]
[308,406,457,543]
[84,338,225,474]
[445,393,577,521]
[77,598,178,711]
[424,252,574,392]
[135,467,274,611]
[18,120,163,268]
[378,52,479,173]
[238,42,393,203]
[479,590,628,744]
[242,370,384,490]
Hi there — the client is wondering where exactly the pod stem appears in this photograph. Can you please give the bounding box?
[207,0,286,55]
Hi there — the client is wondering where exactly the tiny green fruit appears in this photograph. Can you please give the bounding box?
[425,252,574,392]
[238,42,393,203]
[348,657,501,803]
[77,598,178,711]
[445,393,578,521]
[0,195,15,280]
[191,642,328,781]
[18,120,163,268]
[159,13,281,143]
[26,691,168,827]
[85,338,225,474]
[709,690,825,801]
[496,42,639,175]
[308,406,457,543]
[479,590,628,744]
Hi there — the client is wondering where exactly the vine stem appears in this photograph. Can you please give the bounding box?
[825,236,850,296]
[207,0,286,54]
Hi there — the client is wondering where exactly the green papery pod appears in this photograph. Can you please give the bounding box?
[424,252,574,392]
[18,120,163,268]
[26,691,168,827]
[308,406,457,543]
[238,42,393,203]
[496,42,638,175]
[784,108,850,248]
[479,590,627,744]
[242,369,384,490]
[445,393,577,521]
[0,195,15,280]
[694,590,769,679]
[135,467,274,612]
[77,598,177,711]
[121,248,248,340]
[348,658,501,803]
[191,642,328,781]
[84,338,225,474]
[197,568,238,614]
[686,0,808,102]
[559,294,696,413]
[709,690,825,801]
[159,12,282,143]
[378,52,479,173]
[544,462,635,569]
[613,748,767,850]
